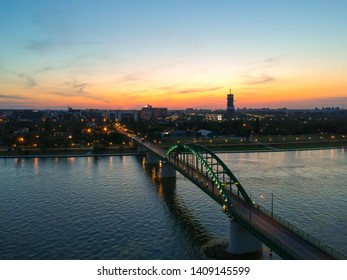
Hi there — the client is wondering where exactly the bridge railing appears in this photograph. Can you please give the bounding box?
[176,157,346,259]
[128,135,346,259]
[251,202,346,260]
[230,208,304,259]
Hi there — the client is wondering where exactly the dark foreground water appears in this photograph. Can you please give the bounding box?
[0,149,346,259]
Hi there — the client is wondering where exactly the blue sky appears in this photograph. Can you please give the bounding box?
[1,0,346,109]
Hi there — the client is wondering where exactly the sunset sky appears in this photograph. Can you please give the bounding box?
[1,0,346,109]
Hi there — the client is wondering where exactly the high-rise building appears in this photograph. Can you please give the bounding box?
[141,104,168,120]
[226,90,235,118]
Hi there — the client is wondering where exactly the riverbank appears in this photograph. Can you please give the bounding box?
[204,141,347,153]
[1,140,346,158]
[0,146,141,158]
[157,137,347,153]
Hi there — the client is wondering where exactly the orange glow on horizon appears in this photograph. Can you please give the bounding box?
[1,75,346,109]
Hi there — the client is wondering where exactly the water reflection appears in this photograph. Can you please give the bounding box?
[67,157,76,164]
[14,158,25,167]
[137,157,211,254]
[2,150,343,259]
[136,156,264,259]
[33,158,39,176]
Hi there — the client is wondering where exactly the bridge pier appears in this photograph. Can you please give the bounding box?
[159,162,176,178]
[137,145,147,153]
[226,219,263,255]
[145,153,160,164]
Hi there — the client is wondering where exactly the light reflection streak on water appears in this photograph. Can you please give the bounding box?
[33,158,39,176]
[0,149,345,259]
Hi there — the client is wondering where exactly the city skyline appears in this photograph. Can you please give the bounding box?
[1,0,347,110]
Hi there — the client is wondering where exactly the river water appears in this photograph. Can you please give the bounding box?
[0,149,346,259]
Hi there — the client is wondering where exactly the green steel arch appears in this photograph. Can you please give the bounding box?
[164,143,252,207]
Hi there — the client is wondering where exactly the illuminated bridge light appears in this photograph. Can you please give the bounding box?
[117,136,343,260]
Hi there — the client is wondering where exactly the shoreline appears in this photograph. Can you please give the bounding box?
[212,145,346,154]
[1,152,144,159]
[1,145,345,159]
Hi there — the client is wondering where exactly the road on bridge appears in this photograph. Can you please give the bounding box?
[181,161,336,260]
[118,128,340,260]
[228,195,335,259]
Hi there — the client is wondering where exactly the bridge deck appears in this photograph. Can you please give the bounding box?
[228,195,335,259]
[120,131,342,259]
[175,159,335,259]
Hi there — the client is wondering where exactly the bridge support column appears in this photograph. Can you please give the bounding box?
[137,145,147,153]
[226,219,262,255]
[159,163,176,178]
[146,152,159,164]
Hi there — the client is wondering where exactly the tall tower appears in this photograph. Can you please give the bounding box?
[226,89,235,118]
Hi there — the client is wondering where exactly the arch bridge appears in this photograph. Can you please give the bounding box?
[164,143,252,210]
[120,129,346,260]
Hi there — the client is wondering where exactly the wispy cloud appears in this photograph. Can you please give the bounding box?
[249,55,287,70]
[49,91,83,98]
[0,93,30,100]
[37,54,119,74]
[258,55,285,65]
[118,73,146,84]
[239,56,282,86]
[173,86,223,95]
[25,39,70,54]
[48,80,110,103]
[49,90,110,102]
[242,74,275,85]
[76,83,87,93]
[18,73,37,88]
[65,81,88,93]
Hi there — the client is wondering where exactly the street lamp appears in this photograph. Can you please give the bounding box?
[259,192,274,217]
